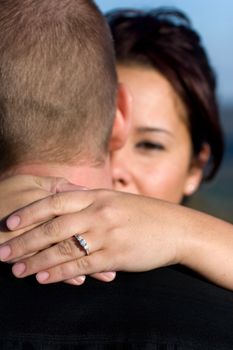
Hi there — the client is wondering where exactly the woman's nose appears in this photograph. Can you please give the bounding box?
[111,152,132,189]
[112,166,132,188]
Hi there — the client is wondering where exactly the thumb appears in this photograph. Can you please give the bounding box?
[33,176,88,193]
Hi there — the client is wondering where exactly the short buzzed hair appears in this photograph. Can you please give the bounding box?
[0,0,117,172]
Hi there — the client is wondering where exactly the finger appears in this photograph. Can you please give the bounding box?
[32,176,81,194]
[56,183,88,193]
[11,233,103,277]
[6,190,95,231]
[90,272,116,282]
[0,230,25,245]
[64,276,86,286]
[0,210,93,262]
[64,272,116,285]
[1,175,53,193]
[35,251,115,284]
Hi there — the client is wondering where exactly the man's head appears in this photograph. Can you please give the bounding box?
[0,0,130,177]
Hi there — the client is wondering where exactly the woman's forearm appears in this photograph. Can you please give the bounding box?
[177,207,233,289]
[1,189,232,289]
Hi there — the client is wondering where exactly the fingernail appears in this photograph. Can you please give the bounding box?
[12,263,26,277]
[102,272,116,281]
[6,215,21,230]
[0,245,11,261]
[70,276,86,285]
[36,271,50,283]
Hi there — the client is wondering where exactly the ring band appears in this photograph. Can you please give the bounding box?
[74,234,90,255]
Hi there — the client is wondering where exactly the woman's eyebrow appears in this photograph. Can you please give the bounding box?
[136,127,174,137]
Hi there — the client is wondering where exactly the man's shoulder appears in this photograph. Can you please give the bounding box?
[0,264,233,348]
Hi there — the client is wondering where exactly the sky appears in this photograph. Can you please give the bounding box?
[96,0,233,107]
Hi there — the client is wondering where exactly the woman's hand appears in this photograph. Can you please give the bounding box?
[0,174,54,244]
[2,188,233,290]
[0,174,84,243]
[0,189,183,283]
[0,175,115,284]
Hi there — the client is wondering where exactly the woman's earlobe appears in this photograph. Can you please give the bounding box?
[185,182,199,196]
[184,143,211,196]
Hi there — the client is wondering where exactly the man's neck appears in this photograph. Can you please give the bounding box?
[7,159,113,189]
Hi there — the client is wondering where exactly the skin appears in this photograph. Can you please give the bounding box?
[0,175,115,284]
[1,188,233,289]
[0,66,232,289]
[0,83,132,285]
[112,66,205,201]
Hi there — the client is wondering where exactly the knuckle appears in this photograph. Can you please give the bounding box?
[57,240,76,258]
[98,205,118,230]
[49,193,64,214]
[99,205,114,222]
[42,219,61,239]
[22,202,40,221]
[12,235,27,255]
[59,263,76,280]
[75,257,91,272]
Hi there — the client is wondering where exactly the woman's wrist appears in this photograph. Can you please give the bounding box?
[171,205,205,268]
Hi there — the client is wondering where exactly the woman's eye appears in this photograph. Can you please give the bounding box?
[136,141,165,151]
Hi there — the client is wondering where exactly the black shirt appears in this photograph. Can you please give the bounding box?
[0,263,233,349]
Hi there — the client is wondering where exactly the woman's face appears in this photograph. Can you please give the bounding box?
[112,66,203,203]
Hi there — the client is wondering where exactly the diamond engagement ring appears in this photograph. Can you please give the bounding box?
[74,234,90,255]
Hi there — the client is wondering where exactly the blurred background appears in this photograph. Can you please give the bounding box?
[97,0,233,223]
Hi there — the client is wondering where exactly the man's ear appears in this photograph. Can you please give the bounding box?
[109,83,132,152]
[184,143,211,196]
